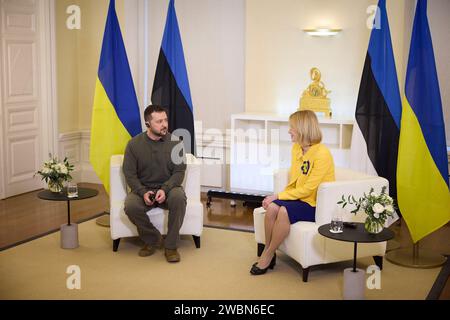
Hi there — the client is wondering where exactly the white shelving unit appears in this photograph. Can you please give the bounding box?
[230,112,354,192]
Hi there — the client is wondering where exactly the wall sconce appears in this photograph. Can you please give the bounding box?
[303,28,342,37]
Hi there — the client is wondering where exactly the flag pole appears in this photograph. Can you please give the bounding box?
[386,240,447,268]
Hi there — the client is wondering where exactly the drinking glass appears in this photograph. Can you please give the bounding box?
[67,182,78,198]
[330,209,344,233]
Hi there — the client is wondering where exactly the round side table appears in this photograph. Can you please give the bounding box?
[37,187,98,249]
[318,223,394,300]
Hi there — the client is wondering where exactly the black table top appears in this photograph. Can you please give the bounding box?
[37,187,98,201]
[318,223,395,243]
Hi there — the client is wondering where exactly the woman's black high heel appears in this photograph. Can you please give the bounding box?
[250,254,276,275]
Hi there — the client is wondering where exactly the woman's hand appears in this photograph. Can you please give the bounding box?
[262,194,278,210]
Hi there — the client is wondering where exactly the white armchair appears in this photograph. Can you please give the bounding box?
[110,154,203,252]
[253,168,388,282]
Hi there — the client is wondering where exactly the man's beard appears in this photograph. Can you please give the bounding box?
[150,127,168,137]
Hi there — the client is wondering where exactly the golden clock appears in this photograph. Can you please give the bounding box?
[299,68,332,118]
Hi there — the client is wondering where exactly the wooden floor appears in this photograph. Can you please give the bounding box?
[0,183,448,299]
[0,183,255,250]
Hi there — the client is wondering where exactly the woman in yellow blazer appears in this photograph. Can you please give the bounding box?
[250,110,335,275]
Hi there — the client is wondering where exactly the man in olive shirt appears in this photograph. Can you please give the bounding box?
[123,105,187,263]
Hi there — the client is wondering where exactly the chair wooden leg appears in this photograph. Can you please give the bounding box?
[302,267,310,282]
[192,235,201,248]
[257,243,265,257]
[113,238,121,252]
[373,256,383,270]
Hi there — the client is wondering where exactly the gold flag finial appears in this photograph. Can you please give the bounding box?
[299,68,332,118]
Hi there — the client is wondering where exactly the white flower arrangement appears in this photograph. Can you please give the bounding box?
[36,154,74,192]
[337,186,395,233]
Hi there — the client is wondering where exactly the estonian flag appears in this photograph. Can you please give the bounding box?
[350,0,402,207]
[397,0,449,243]
[89,0,142,193]
[152,0,196,155]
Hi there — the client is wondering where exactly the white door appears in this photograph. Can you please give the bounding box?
[0,0,57,199]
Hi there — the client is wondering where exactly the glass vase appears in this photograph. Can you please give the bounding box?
[48,180,63,193]
[364,217,383,234]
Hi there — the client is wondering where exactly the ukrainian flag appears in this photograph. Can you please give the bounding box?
[90,0,141,193]
[397,0,449,243]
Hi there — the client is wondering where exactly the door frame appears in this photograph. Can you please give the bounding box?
[40,0,59,160]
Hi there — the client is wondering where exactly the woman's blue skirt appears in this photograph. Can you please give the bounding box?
[272,199,316,224]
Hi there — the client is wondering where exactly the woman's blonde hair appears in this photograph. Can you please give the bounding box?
[289,110,322,146]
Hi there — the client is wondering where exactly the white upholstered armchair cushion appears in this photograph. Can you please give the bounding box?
[253,167,388,282]
[110,154,203,251]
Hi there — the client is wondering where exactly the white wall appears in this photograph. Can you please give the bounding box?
[148,0,245,132]
[246,0,449,143]
[57,0,448,140]
[56,0,127,132]
[53,0,449,186]
[246,0,408,119]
